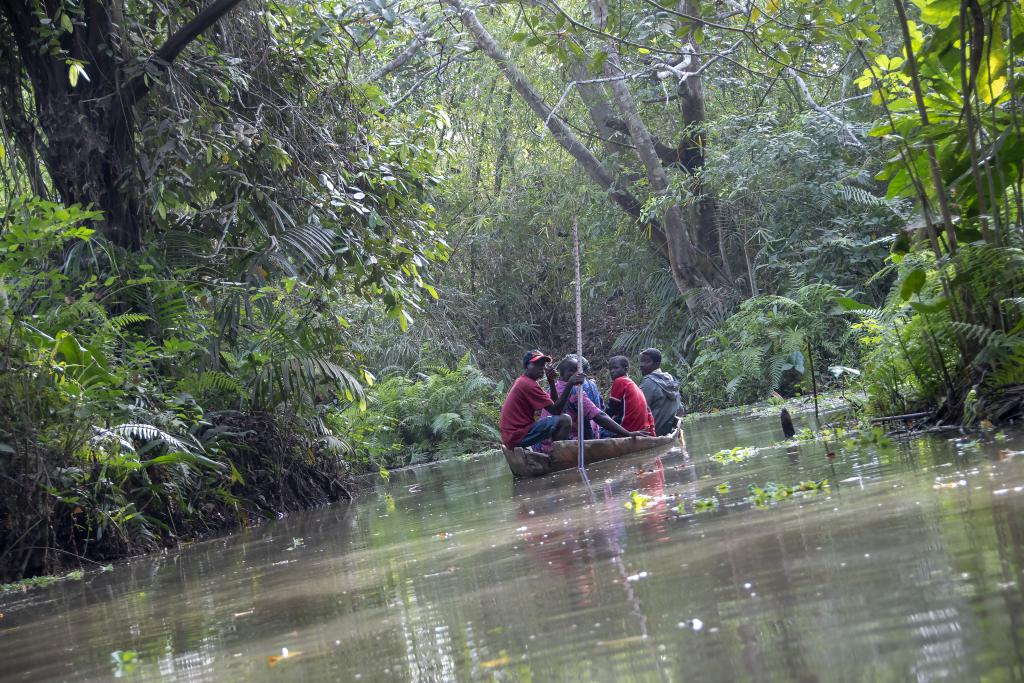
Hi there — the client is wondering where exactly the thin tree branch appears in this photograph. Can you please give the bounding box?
[122,0,247,108]
[636,0,751,33]
[785,68,863,147]
[444,0,671,257]
[364,19,440,82]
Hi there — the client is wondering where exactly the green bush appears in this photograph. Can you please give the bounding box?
[0,196,375,580]
[682,284,859,409]
[847,245,1024,422]
[325,356,502,471]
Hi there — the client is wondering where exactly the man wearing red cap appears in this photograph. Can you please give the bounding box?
[499,350,583,450]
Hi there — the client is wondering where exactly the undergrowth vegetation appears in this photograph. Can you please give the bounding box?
[845,245,1024,422]
[325,358,502,470]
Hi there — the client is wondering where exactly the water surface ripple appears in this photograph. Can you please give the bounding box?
[3,412,1024,682]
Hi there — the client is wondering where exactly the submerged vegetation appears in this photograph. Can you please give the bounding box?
[1,0,1022,581]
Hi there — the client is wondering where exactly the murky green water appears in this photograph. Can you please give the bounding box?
[3,411,1024,682]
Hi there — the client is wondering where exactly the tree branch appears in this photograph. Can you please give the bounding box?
[785,68,863,148]
[445,0,670,257]
[122,0,247,108]
[364,19,441,82]
[589,0,711,290]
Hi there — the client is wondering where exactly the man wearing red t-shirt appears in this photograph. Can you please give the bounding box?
[606,356,656,436]
[499,350,583,450]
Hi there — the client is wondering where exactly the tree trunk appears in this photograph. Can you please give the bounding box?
[0,0,245,249]
[676,0,730,284]
[588,0,715,290]
[2,0,141,247]
[572,63,632,158]
[494,91,514,194]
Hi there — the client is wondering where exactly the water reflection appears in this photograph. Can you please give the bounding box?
[1,419,1024,681]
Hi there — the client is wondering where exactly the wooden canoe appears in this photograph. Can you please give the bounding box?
[502,433,679,477]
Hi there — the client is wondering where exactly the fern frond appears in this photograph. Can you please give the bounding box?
[832,184,891,208]
[110,313,151,330]
[108,423,204,455]
[430,412,462,436]
[178,372,244,400]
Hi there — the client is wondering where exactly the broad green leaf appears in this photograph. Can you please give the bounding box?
[914,0,959,28]
[976,42,1007,102]
[835,296,868,311]
[900,268,927,301]
[909,298,949,314]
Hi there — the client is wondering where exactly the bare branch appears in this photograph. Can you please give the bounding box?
[655,38,741,83]
[545,74,632,129]
[364,19,441,82]
[785,68,863,148]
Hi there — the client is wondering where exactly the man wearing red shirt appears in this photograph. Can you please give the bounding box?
[499,350,583,450]
[606,356,656,436]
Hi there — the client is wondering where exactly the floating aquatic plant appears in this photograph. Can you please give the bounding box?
[711,446,757,464]
[798,425,847,443]
[0,569,83,593]
[694,497,718,512]
[624,490,655,510]
[673,497,718,514]
[111,650,138,677]
[841,426,893,450]
[748,479,829,507]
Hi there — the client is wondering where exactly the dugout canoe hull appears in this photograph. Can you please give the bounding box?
[502,434,678,477]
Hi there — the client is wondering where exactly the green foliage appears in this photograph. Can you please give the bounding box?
[324,356,501,470]
[684,284,858,409]
[624,490,656,510]
[0,23,451,575]
[711,446,758,464]
[0,569,84,593]
[855,0,1023,239]
[693,497,718,513]
[748,479,830,507]
[848,245,1024,421]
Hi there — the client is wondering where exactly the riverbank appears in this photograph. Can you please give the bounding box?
[0,411,353,584]
[683,390,855,422]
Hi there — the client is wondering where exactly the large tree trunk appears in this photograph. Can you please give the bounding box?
[588,0,719,290]
[2,0,140,247]
[676,0,730,283]
[0,0,245,249]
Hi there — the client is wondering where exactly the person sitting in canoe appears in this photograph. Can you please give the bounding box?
[499,350,582,450]
[564,354,602,438]
[538,355,649,447]
[576,356,603,411]
[639,348,682,436]
[606,355,657,436]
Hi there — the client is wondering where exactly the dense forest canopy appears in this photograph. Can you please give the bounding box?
[0,0,1022,579]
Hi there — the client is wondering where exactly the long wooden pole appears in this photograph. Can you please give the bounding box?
[573,216,585,470]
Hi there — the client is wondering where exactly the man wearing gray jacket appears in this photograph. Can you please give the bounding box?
[638,348,682,436]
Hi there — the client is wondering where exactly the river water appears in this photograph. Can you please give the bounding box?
[3,411,1024,682]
